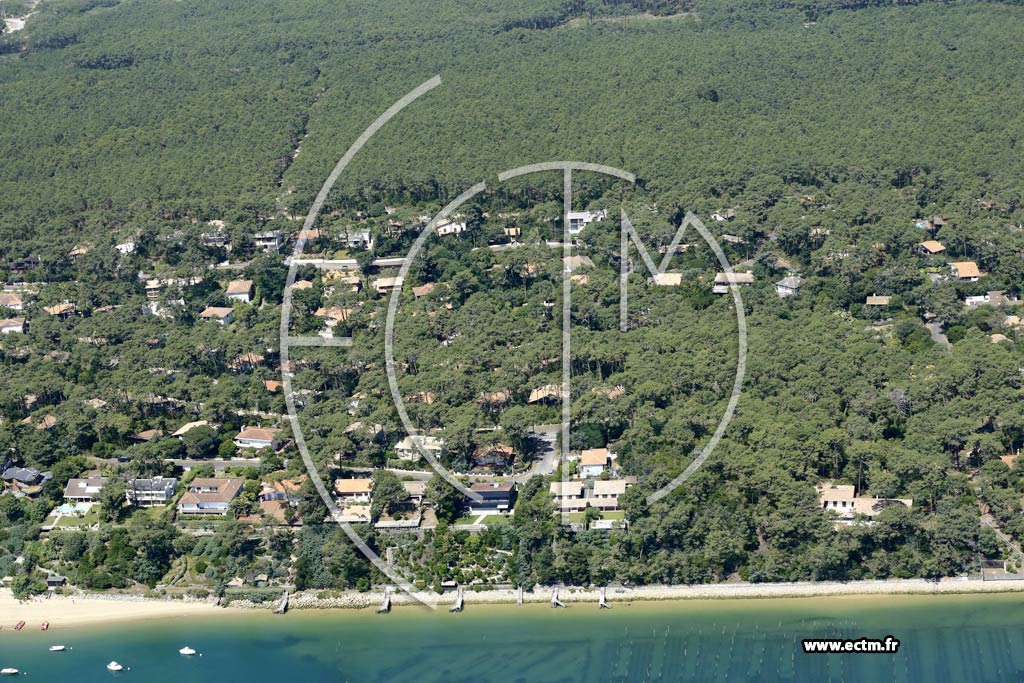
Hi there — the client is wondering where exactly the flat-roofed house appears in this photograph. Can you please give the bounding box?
[0,293,24,311]
[126,477,177,507]
[528,384,566,404]
[254,231,283,253]
[334,478,373,504]
[566,210,607,235]
[234,426,282,450]
[177,477,244,515]
[395,435,445,462]
[950,261,981,282]
[412,283,436,299]
[63,476,109,503]
[468,482,516,513]
[339,228,373,250]
[0,318,25,334]
[579,448,612,478]
[373,277,404,295]
[199,306,234,324]
[226,279,254,304]
[865,294,891,307]
[436,220,467,237]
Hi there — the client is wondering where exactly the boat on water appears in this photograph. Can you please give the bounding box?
[12,622,24,631]
[48,645,66,652]
[0,668,19,675]
[178,647,196,656]
[106,661,124,671]
[40,622,49,631]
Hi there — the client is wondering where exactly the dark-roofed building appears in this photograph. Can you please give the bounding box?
[2,466,52,497]
[468,482,516,514]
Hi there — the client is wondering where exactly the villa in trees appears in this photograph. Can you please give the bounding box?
[0,292,24,310]
[199,306,234,324]
[467,482,516,514]
[334,478,373,504]
[177,477,245,515]
[254,231,283,253]
[712,272,754,294]
[2,465,52,498]
[917,240,946,255]
[0,318,25,334]
[126,477,178,507]
[226,279,254,304]
[775,276,802,298]
[373,276,403,294]
[566,210,607,235]
[816,482,912,527]
[865,294,891,306]
[63,476,109,503]
[579,448,614,478]
[395,434,445,462]
[950,261,981,282]
[234,426,282,450]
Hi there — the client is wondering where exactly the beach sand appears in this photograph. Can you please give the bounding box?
[0,590,222,629]
[6,576,1024,629]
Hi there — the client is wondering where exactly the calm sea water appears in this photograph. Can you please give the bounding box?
[3,594,1024,682]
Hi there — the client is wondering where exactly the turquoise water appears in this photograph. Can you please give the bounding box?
[3,595,1024,682]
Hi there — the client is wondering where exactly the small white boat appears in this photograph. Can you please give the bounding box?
[49,645,66,652]
[178,647,196,656]
[0,669,19,676]
[106,661,124,671]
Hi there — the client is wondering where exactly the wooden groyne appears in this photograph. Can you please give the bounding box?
[517,585,523,606]
[449,587,464,613]
[599,586,610,609]
[377,587,391,614]
[551,588,566,608]
[273,590,289,614]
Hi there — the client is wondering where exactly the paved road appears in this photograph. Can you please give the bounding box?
[926,321,952,350]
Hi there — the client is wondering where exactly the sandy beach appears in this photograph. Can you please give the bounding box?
[231,576,1024,611]
[0,590,222,629]
[5,576,1024,629]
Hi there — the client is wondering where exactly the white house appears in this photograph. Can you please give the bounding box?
[234,426,282,450]
[254,231,283,253]
[125,477,178,507]
[395,435,445,462]
[566,210,607,235]
[775,276,802,298]
[339,228,373,249]
[334,478,373,504]
[114,241,136,256]
[199,306,234,324]
[177,478,244,515]
[0,318,25,334]
[226,279,254,304]
[436,220,467,237]
[0,293,24,311]
[579,448,613,478]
